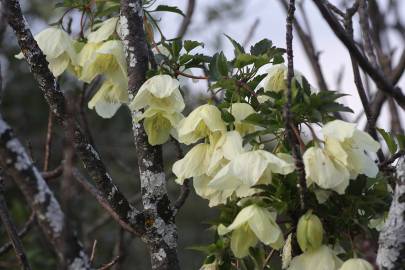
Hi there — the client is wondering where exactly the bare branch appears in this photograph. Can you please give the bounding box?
[177,0,196,38]
[0,177,32,270]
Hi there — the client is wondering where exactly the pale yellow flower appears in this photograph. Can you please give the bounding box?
[288,245,343,270]
[339,259,373,270]
[208,150,295,198]
[88,79,128,118]
[323,120,380,179]
[229,103,256,135]
[87,17,119,43]
[172,143,212,184]
[297,211,324,252]
[177,104,227,145]
[129,75,185,112]
[218,204,284,258]
[16,27,77,77]
[303,146,350,194]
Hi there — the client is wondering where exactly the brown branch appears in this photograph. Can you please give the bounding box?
[242,18,260,47]
[312,0,405,109]
[2,0,142,235]
[41,165,63,180]
[177,0,196,38]
[0,212,35,256]
[283,0,307,212]
[97,256,120,270]
[0,177,32,270]
[43,112,53,172]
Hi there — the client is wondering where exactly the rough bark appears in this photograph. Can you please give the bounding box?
[120,1,180,269]
[377,158,405,269]
[1,0,145,236]
[0,118,91,270]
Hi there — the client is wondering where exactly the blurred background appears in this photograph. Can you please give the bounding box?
[0,0,404,269]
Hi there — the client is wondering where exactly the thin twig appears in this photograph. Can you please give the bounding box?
[90,240,98,263]
[0,177,32,270]
[177,0,196,38]
[242,18,260,47]
[43,112,53,172]
[97,256,120,270]
[379,150,405,169]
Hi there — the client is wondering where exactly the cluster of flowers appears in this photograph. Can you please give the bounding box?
[16,18,128,118]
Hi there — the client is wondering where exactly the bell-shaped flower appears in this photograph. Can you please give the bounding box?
[88,79,129,118]
[129,75,185,113]
[78,40,127,84]
[192,174,234,207]
[218,204,284,258]
[177,104,227,145]
[229,103,256,135]
[16,27,77,77]
[297,211,324,252]
[288,245,342,270]
[172,143,212,184]
[87,17,119,43]
[339,258,373,270]
[303,146,350,194]
[209,150,295,198]
[323,120,380,179]
[137,108,184,146]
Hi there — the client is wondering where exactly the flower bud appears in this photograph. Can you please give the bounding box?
[297,211,323,252]
[339,258,373,270]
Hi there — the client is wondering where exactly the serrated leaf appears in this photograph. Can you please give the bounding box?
[234,53,256,68]
[183,40,204,52]
[153,5,185,16]
[217,52,229,77]
[225,34,245,56]
[221,109,235,123]
[250,38,273,55]
[377,128,397,154]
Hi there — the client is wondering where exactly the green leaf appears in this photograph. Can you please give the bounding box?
[217,52,229,77]
[377,128,397,154]
[183,40,204,52]
[397,134,405,150]
[250,38,273,56]
[152,5,185,16]
[234,53,256,68]
[221,109,235,123]
[171,39,182,59]
[225,34,245,56]
[208,53,221,81]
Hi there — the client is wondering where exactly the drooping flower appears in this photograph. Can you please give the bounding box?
[297,211,324,252]
[288,245,342,270]
[218,204,284,258]
[323,120,380,179]
[172,143,212,184]
[139,108,184,145]
[16,27,77,77]
[303,146,350,194]
[87,17,119,43]
[177,104,227,145]
[79,40,127,84]
[129,74,185,112]
[339,258,373,270]
[229,103,256,135]
[209,150,295,198]
[88,79,128,118]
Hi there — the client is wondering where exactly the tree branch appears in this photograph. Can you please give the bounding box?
[177,0,196,38]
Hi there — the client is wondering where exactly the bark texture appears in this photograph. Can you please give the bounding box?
[377,158,405,269]
[120,1,180,269]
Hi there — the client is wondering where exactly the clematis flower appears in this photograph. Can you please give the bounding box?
[229,103,256,135]
[288,245,343,270]
[87,17,119,43]
[323,120,380,179]
[138,108,184,146]
[297,211,324,252]
[88,79,128,118]
[303,146,350,194]
[218,204,284,258]
[254,64,305,92]
[177,104,227,145]
[78,40,127,84]
[172,143,212,184]
[129,74,185,112]
[16,27,77,77]
[339,258,373,270]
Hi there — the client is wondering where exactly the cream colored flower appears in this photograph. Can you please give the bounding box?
[129,75,185,113]
[79,40,127,84]
[297,211,324,252]
[87,17,119,43]
[138,108,184,145]
[303,146,350,194]
[323,120,380,179]
[172,143,212,184]
[88,79,128,118]
[288,245,343,270]
[339,259,373,270]
[208,150,295,198]
[229,103,256,135]
[16,27,77,77]
[218,204,284,258]
[177,104,227,145]
[192,174,234,207]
